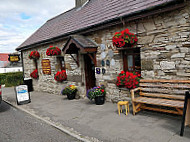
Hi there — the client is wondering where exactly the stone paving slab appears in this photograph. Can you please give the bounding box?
[2,87,190,142]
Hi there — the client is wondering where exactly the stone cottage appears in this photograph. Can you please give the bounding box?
[16,0,190,102]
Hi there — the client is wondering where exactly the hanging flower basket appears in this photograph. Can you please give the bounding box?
[30,69,38,79]
[54,70,67,82]
[28,51,40,60]
[116,71,140,89]
[112,28,138,48]
[46,46,61,56]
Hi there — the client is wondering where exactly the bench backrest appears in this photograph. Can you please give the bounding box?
[139,79,190,101]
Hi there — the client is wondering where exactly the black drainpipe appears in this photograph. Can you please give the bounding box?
[21,50,25,83]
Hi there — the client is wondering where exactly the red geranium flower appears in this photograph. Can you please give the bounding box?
[46,46,61,56]
[116,71,141,89]
[54,70,67,82]
[30,69,38,79]
[112,28,138,48]
[29,51,40,60]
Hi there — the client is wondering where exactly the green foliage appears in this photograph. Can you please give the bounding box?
[61,85,77,95]
[0,72,23,87]
[86,85,106,100]
[0,74,6,85]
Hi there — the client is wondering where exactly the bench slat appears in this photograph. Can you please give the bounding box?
[140,83,190,89]
[133,97,184,108]
[142,88,187,95]
[140,92,185,100]
[140,79,190,83]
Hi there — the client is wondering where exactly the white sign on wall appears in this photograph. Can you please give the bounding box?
[15,85,31,105]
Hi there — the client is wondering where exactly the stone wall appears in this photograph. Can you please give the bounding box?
[22,2,190,102]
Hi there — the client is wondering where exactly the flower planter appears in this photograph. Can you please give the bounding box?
[67,93,76,100]
[95,95,105,105]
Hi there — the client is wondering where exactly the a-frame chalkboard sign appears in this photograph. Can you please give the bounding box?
[15,85,31,105]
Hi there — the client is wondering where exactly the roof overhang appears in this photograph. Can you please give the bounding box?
[62,35,98,54]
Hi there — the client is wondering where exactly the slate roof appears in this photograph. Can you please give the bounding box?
[69,35,98,48]
[17,0,175,50]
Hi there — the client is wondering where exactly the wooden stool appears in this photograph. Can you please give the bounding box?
[117,101,129,115]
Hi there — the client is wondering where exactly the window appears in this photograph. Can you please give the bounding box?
[122,48,141,73]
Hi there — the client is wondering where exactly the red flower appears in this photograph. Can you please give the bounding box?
[116,71,141,89]
[54,70,67,82]
[29,51,40,59]
[46,46,61,56]
[30,69,38,79]
[101,89,105,93]
[112,28,138,48]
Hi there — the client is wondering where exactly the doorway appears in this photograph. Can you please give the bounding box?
[84,54,96,90]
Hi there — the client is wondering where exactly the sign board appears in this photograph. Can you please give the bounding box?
[15,85,31,105]
[42,59,51,75]
[8,54,20,62]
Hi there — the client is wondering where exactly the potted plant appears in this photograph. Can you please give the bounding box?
[30,69,38,79]
[116,71,140,89]
[54,70,67,82]
[46,46,61,56]
[86,85,106,105]
[112,28,138,48]
[28,51,40,60]
[61,85,77,100]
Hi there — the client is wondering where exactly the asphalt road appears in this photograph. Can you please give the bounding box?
[0,101,81,142]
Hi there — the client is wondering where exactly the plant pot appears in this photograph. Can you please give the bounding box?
[67,93,76,100]
[95,95,105,105]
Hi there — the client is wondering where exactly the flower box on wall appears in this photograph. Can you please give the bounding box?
[112,28,138,49]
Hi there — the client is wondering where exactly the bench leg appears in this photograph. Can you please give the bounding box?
[132,102,136,115]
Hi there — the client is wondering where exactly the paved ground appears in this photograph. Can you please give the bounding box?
[0,101,80,142]
[2,87,190,142]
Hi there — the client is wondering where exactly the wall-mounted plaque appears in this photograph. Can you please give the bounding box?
[96,68,101,74]
[8,54,20,62]
[42,59,51,75]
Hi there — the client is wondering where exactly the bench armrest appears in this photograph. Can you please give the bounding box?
[130,87,141,101]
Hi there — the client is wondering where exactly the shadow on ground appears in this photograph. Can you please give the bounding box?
[0,101,11,112]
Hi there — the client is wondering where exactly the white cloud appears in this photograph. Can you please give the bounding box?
[0,0,75,53]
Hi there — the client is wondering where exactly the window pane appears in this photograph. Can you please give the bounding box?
[127,55,133,71]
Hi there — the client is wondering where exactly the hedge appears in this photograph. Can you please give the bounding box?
[0,72,23,87]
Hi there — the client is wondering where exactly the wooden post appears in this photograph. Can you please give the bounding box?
[180,91,190,136]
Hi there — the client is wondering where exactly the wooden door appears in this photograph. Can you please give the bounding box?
[84,54,96,90]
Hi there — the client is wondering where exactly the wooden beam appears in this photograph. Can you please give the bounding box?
[70,54,79,67]
[87,53,97,66]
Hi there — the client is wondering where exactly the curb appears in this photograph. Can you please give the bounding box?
[3,98,101,142]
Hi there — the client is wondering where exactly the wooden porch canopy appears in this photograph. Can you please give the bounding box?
[62,35,98,66]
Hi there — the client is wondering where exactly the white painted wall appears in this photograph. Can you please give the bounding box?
[0,67,23,73]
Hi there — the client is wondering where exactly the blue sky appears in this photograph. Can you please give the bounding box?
[0,0,75,53]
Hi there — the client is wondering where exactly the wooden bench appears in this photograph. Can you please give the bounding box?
[130,79,190,115]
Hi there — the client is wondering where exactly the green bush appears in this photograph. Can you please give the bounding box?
[0,74,6,84]
[0,72,23,87]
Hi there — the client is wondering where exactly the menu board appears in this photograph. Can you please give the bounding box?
[42,59,51,75]
[15,85,30,105]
